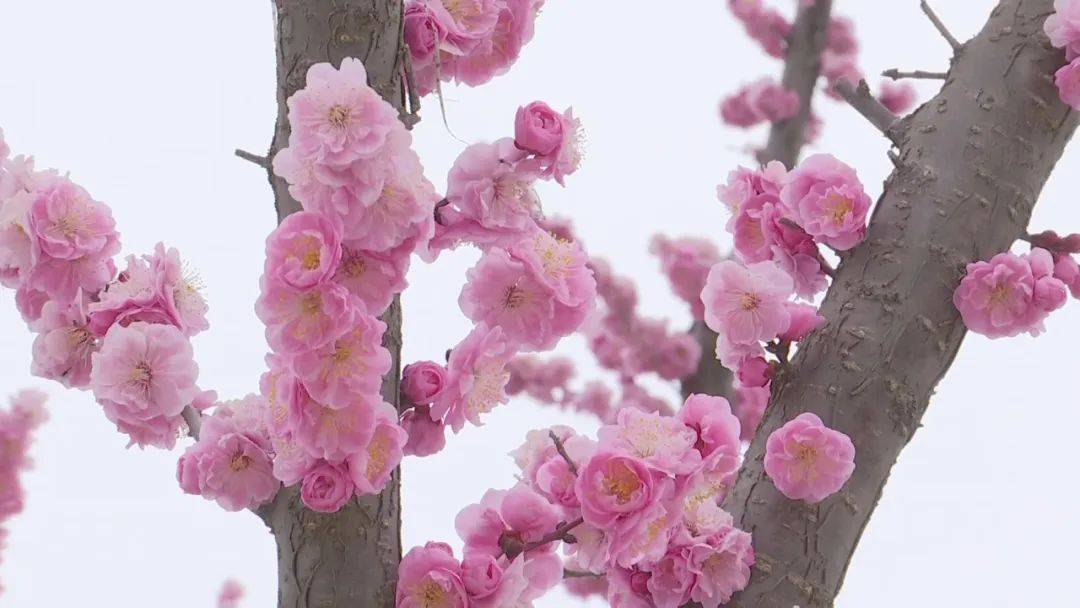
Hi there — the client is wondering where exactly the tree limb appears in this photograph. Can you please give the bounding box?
[882,68,948,81]
[834,79,900,136]
[920,0,962,52]
[724,2,1076,605]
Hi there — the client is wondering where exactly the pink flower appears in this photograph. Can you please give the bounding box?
[701,260,794,365]
[1046,0,1080,59]
[404,1,453,67]
[606,567,654,608]
[0,189,37,289]
[878,80,918,114]
[402,361,449,405]
[728,191,827,299]
[685,525,754,607]
[332,241,409,315]
[293,395,378,462]
[676,469,737,539]
[448,140,539,231]
[716,162,786,215]
[780,154,871,251]
[764,412,855,503]
[649,235,723,319]
[90,322,199,421]
[1056,59,1080,109]
[646,548,693,608]
[291,313,390,406]
[449,0,543,89]
[401,404,447,457]
[264,211,342,290]
[779,301,825,342]
[31,296,98,389]
[347,401,407,494]
[509,230,595,306]
[598,408,700,475]
[216,580,244,608]
[677,394,742,479]
[455,484,561,558]
[736,356,772,388]
[719,79,799,127]
[515,101,565,156]
[396,542,468,608]
[199,433,278,511]
[576,450,671,533]
[431,325,516,431]
[255,278,357,354]
[953,248,1067,338]
[1054,254,1080,298]
[300,460,355,512]
[728,0,791,58]
[89,243,209,337]
[827,16,858,55]
[27,178,118,261]
[735,384,770,443]
[287,58,400,169]
[512,426,594,508]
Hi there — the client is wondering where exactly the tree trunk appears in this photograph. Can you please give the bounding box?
[725,1,1077,606]
[259,2,407,606]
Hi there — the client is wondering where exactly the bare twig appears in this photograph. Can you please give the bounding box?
[401,48,421,129]
[181,405,202,440]
[882,68,948,80]
[549,430,579,476]
[834,79,900,137]
[235,148,269,168]
[920,0,962,51]
[502,517,585,560]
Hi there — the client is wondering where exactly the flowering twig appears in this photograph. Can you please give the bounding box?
[549,430,579,476]
[234,149,269,168]
[833,79,900,137]
[882,68,948,80]
[920,0,962,52]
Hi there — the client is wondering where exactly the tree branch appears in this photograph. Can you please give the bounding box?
[234,148,269,168]
[920,0,963,52]
[833,79,900,137]
[180,405,202,440]
[882,68,948,81]
[549,430,579,476]
[724,2,1076,605]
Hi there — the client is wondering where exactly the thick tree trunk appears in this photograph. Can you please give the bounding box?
[681,0,833,401]
[725,1,1077,606]
[258,2,407,606]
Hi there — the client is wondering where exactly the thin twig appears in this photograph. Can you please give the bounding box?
[563,569,603,579]
[834,79,900,137]
[887,149,903,168]
[181,405,202,440]
[920,0,962,52]
[882,68,948,81]
[401,48,421,129]
[549,430,579,476]
[235,148,269,168]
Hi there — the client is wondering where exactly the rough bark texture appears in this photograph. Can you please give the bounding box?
[724,2,1077,606]
[681,0,833,402]
[259,2,407,606]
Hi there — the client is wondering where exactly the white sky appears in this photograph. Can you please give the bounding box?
[0,1,1076,606]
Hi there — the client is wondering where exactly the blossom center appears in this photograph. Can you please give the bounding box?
[327,104,351,129]
[989,283,1011,305]
[300,292,323,316]
[503,284,527,310]
[415,580,450,608]
[601,462,642,504]
[466,363,508,416]
[302,248,322,270]
[230,452,252,472]
[366,433,390,481]
[740,292,762,311]
[825,191,854,225]
[341,252,367,278]
[130,361,153,388]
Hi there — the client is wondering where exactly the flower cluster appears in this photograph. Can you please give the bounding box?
[403,0,545,97]
[719,78,800,128]
[0,389,48,596]
[953,247,1070,339]
[650,234,723,321]
[0,129,209,449]
[399,103,595,451]
[399,393,756,608]
[1046,0,1080,109]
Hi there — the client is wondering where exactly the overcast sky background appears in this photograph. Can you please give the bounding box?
[0,1,1077,606]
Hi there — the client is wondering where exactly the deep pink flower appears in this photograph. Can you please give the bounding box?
[778,301,825,342]
[455,484,561,559]
[719,79,799,127]
[781,154,871,251]
[404,1,454,67]
[396,542,468,608]
[677,394,742,479]
[953,248,1067,338]
[401,361,449,405]
[736,356,772,388]
[515,101,564,156]
[606,567,654,608]
[827,16,858,55]
[300,460,355,512]
[701,260,794,366]
[431,325,516,431]
[576,450,671,533]
[449,0,543,89]
[291,313,390,406]
[685,525,755,607]
[764,412,855,503]
[512,426,594,508]
[717,162,786,215]
[1056,58,1080,109]
[347,401,407,494]
[401,404,447,457]
[878,80,918,114]
[90,322,199,422]
[255,278,357,354]
[735,383,770,443]
[265,211,342,290]
[1046,0,1080,60]
[646,548,694,608]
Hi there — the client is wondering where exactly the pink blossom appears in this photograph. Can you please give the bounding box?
[781,153,871,251]
[677,394,742,479]
[735,383,770,442]
[401,361,449,405]
[512,426,594,508]
[455,484,561,558]
[701,260,794,366]
[0,189,37,288]
[431,325,516,431]
[514,101,564,156]
[1054,254,1080,298]
[347,401,407,494]
[90,322,199,422]
[446,139,539,233]
[728,0,791,58]
[685,525,754,607]
[291,313,390,406]
[649,235,722,319]
[293,395,378,462]
[717,161,786,214]
[27,178,117,262]
[401,404,447,457]
[878,80,918,114]
[216,580,244,608]
[576,450,671,533]
[31,296,98,389]
[821,56,864,100]
[779,301,825,342]
[264,211,342,290]
[719,79,799,127]
[89,243,208,337]
[14,286,49,327]
[676,469,737,539]
[606,567,654,608]
[764,412,855,503]
[332,241,409,315]
[509,230,595,306]
[1046,0,1080,60]
[827,16,858,55]
[255,278,357,354]
[300,460,355,512]
[598,408,700,475]
[404,1,454,68]
[513,105,584,186]
[286,58,400,169]
[396,542,469,608]
[452,0,543,88]
[736,356,772,388]
[953,248,1067,338]
[646,548,693,608]
[1056,59,1080,109]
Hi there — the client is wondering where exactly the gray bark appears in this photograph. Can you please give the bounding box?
[257,2,407,606]
[724,1,1077,606]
